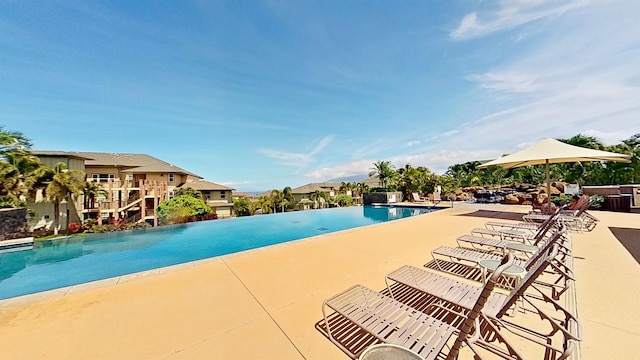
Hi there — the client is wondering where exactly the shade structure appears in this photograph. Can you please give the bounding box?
[478,138,631,211]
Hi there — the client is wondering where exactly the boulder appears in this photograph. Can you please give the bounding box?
[553,182,566,193]
[536,193,549,204]
[504,194,520,204]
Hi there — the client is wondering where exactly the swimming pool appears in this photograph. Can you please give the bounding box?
[0,205,432,299]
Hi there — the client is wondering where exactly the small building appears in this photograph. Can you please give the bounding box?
[232,192,257,200]
[291,183,341,209]
[178,180,234,218]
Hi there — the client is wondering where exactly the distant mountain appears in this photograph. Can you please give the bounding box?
[325,174,369,183]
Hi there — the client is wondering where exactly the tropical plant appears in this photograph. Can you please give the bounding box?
[369,160,396,188]
[0,195,25,208]
[233,197,256,217]
[309,189,328,209]
[174,187,204,200]
[256,195,274,214]
[269,189,288,213]
[156,194,212,225]
[332,194,353,207]
[44,162,86,235]
[282,186,295,211]
[0,128,48,201]
[82,181,107,209]
[354,182,369,204]
[394,164,440,200]
[0,127,32,159]
[67,222,82,234]
[623,134,640,183]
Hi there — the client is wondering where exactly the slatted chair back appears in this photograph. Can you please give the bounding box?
[446,252,516,359]
[532,212,560,245]
[497,244,560,319]
[524,228,565,270]
[573,195,592,216]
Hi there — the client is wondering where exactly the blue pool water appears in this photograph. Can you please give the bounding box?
[0,205,432,299]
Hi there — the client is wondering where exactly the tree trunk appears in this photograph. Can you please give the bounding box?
[65,194,71,235]
[53,199,60,235]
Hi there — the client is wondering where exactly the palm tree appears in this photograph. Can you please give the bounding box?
[256,196,273,214]
[282,186,294,211]
[0,127,32,159]
[0,128,46,201]
[621,134,640,183]
[309,190,327,209]
[83,181,107,209]
[355,182,369,204]
[0,161,22,197]
[232,197,256,217]
[270,189,286,213]
[174,187,204,200]
[45,162,85,235]
[561,134,606,150]
[369,161,395,188]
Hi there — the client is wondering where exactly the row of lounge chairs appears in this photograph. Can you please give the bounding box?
[320,210,588,359]
[523,195,599,232]
[412,192,442,208]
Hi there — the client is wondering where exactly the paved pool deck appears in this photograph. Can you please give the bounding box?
[0,203,638,359]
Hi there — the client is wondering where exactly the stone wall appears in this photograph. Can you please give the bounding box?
[363,192,403,205]
[0,208,29,241]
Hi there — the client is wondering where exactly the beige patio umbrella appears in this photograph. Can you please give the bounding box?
[478,138,631,211]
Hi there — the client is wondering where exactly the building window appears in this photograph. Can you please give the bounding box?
[91,174,115,183]
[220,191,226,199]
[168,173,175,182]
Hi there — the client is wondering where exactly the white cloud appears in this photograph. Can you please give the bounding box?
[390,149,503,174]
[219,180,252,186]
[304,159,373,179]
[304,148,504,179]
[351,138,397,160]
[581,129,640,146]
[430,129,461,140]
[272,1,640,185]
[450,0,587,40]
[259,135,334,166]
[451,1,640,153]
[468,71,538,93]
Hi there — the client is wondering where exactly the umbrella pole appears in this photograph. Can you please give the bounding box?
[546,159,552,213]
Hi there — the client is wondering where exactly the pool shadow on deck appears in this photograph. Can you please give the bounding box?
[456,209,525,222]
[609,227,640,264]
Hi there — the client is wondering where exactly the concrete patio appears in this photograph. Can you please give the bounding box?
[0,203,638,359]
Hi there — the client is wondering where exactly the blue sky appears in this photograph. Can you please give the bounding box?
[1,1,639,192]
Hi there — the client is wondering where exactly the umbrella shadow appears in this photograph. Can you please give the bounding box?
[456,209,525,222]
[609,227,640,264]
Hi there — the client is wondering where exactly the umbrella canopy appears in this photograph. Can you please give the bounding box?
[478,138,631,211]
[478,138,631,169]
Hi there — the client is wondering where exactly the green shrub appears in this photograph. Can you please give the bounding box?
[156,195,212,225]
[0,195,25,208]
[333,194,353,207]
[589,194,605,209]
[551,194,574,206]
